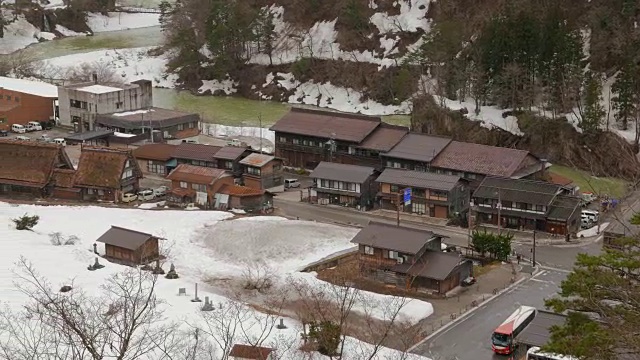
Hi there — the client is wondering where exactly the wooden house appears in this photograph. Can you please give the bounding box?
[96,226,161,265]
[350,222,472,294]
[215,184,274,212]
[310,161,379,208]
[74,147,142,202]
[239,153,283,190]
[228,344,274,360]
[166,164,234,207]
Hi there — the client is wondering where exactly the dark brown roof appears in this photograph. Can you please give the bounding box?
[133,143,177,161]
[350,222,438,254]
[311,161,376,183]
[431,141,532,177]
[96,226,156,250]
[383,133,452,162]
[228,344,274,360]
[218,184,265,197]
[214,146,248,160]
[96,107,199,130]
[0,140,73,187]
[376,168,462,191]
[473,177,561,205]
[547,172,574,186]
[393,251,465,281]
[75,147,140,189]
[358,124,409,152]
[270,107,381,143]
[51,168,76,188]
[167,164,229,185]
[172,143,222,162]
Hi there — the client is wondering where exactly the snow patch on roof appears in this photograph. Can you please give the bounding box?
[76,84,123,94]
[112,109,154,117]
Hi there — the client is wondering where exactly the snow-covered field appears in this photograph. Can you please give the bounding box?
[0,14,56,55]
[0,202,432,359]
[86,12,160,33]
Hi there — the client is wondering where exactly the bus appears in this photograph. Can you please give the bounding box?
[527,346,579,360]
[491,305,536,355]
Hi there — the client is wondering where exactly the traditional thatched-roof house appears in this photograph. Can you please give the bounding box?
[0,139,74,197]
[75,147,142,202]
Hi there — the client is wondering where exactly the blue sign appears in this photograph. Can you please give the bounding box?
[403,188,412,206]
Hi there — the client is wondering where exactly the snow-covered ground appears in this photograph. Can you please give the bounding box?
[0,14,55,55]
[434,96,524,135]
[86,12,160,33]
[0,203,432,359]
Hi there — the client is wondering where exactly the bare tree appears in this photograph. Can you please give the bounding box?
[0,258,177,360]
[241,260,275,293]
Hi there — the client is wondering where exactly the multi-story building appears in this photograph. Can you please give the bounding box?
[310,161,379,208]
[57,76,153,132]
[375,168,470,219]
[472,177,582,235]
[381,133,452,171]
[0,77,58,130]
[239,153,283,190]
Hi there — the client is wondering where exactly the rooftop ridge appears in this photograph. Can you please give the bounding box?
[0,139,62,149]
[290,107,382,122]
[449,140,529,154]
[109,225,154,237]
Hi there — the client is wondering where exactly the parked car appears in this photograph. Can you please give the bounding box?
[11,124,26,133]
[14,135,30,141]
[284,178,301,189]
[182,139,198,144]
[40,120,54,130]
[580,217,593,229]
[52,138,66,146]
[582,209,599,223]
[0,130,7,137]
[122,193,138,203]
[38,134,52,143]
[26,121,42,131]
[227,138,243,147]
[462,276,477,287]
[154,186,169,197]
[137,189,155,201]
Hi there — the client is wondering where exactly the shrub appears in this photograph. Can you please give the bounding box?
[49,232,79,246]
[13,214,39,231]
[309,321,341,356]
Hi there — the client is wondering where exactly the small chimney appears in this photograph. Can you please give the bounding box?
[92,73,98,84]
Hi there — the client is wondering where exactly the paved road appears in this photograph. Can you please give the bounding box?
[413,269,567,360]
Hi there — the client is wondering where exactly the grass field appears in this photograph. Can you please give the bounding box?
[154,88,412,127]
[549,165,629,199]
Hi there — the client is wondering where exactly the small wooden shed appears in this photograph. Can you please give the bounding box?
[229,344,274,360]
[96,226,161,265]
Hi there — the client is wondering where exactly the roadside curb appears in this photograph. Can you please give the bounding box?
[407,275,529,353]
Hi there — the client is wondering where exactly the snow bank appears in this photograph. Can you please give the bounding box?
[86,12,160,33]
[54,24,88,37]
[577,222,609,238]
[199,78,239,95]
[40,47,177,88]
[369,0,432,33]
[0,203,430,359]
[202,123,275,144]
[0,14,49,54]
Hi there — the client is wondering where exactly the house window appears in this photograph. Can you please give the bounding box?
[431,190,448,200]
[247,167,261,175]
[320,179,328,188]
[390,184,399,193]
[329,180,337,189]
[188,122,195,128]
[14,96,19,102]
[87,188,94,194]
[292,138,300,145]
[278,136,287,143]
[125,160,130,168]
[535,205,545,212]
[386,160,402,168]
[147,161,165,174]
[502,201,512,209]
[273,163,281,171]
[121,169,133,179]
[223,160,234,169]
[413,202,426,215]
[0,118,6,124]
[192,183,206,192]
[467,173,477,179]
[180,181,188,188]
[412,188,426,197]
[303,139,309,146]
[5,95,10,100]
[364,246,374,255]
[177,124,184,131]
[97,189,104,196]
[115,101,123,109]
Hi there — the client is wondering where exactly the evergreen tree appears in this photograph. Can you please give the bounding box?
[544,236,640,360]
[581,70,605,133]
[611,62,636,130]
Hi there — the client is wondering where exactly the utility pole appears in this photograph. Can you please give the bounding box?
[396,192,401,227]
[259,113,263,154]
[468,190,473,248]
[532,230,537,266]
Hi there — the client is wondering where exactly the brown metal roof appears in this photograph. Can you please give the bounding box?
[0,140,73,187]
[228,344,273,360]
[383,133,452,162]
[217,184,265,197]
[172,143,222,162]
[213,146,247,160]
[350,222,438,254]
[96,226,156,250]
[376,168,462,191]
[393,251,465,281]
[75,147,140,189]
[431,141,531,177]
[133,143,177,161]
[269,107,381,142]
[239,153,275,167]
[358,124,409,151]
[166,164,229,185]
[310,161,376,183]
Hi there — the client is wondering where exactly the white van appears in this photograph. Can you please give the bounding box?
[52,138,66,146]
[137,189,155,201]
[582,210,599,223]
[284,178,301,189]
[26,121,42,131]
[11,124,26,133]
[122,193,138,203]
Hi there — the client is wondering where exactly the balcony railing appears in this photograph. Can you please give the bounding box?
[358,254,399,268]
